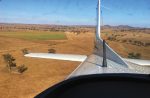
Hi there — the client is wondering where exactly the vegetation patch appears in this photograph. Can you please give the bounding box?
[3,53,28,73]
[128,52,141,59]
[17,64,28,73]
[22,48,29,55]
[48,49,56,53]
[0,31,67,40]
[3,54,16,71]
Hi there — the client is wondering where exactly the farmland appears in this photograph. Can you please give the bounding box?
[0,31,67,40]
[0,23,149,98]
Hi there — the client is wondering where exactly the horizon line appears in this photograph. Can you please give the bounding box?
[0,22,150,29]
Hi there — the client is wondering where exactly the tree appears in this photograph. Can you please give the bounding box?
[128,52,141,59]
[3,54,16,71]
[135,53,141,59]
[48,49,56,53]
[22,48,29,55]
[3,53,28,73]
[17,65,28,73]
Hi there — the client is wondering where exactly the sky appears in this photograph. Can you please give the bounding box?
[0,0,150,27]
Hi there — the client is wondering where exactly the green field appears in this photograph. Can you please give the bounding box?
[0,31,67,40]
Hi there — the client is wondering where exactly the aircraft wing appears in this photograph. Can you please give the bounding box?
[25,53,87,62]
[123,58,150,66]
[67,54,143,78]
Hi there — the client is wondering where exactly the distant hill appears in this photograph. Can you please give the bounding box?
[0,23,150,31]
[0,23,94,33]
[102,25,149,30]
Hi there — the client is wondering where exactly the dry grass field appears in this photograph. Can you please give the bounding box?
[0,24,149,98]
[101,28,150,59]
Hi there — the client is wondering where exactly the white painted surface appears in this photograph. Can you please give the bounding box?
[25,53,87,62]
[124,58,150,66]
[68,54,150,78]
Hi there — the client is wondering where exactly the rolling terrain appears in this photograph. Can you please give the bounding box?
[0,23,149,98]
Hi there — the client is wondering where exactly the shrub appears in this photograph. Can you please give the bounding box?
[145,42,150,47]
[122,39,127,43]
[128,52,141,59]
[48,49,56,53]
[22,48,29,55]
[48,41,57,46]
[135,53,141,59]
[128,40,132,43]
[107,36,116,41]
[3,54,16,70]
[17,65,28,73]
[128,52,134,58]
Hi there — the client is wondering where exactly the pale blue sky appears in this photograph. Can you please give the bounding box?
[0,0,150,27]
